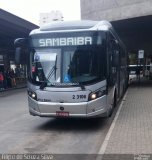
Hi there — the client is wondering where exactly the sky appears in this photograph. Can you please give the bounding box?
[0,0,81,25]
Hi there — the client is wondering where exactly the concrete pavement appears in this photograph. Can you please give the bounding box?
[98,78,152,160]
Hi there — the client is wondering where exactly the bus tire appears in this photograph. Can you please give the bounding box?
[113,91,117,108]
[108,105,114,117]
[108,91,117,117]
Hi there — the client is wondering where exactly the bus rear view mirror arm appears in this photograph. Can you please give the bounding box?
[14,38,28,47]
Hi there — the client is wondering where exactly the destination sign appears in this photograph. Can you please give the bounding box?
[32,37,93,47]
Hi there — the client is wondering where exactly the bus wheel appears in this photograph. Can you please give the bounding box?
[113,91,117,108]
[108,92,116,117]
[108,105,114,117]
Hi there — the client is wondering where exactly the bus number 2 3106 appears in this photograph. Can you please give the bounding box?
[72,95,86,99]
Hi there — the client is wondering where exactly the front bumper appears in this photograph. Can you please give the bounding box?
[28,95,108,118]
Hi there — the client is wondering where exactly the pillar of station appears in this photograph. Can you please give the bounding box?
[3,53,10,70]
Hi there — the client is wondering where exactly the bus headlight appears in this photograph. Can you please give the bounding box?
[28,91,37,100]
[91,93,97,100]
[89,89,107,101]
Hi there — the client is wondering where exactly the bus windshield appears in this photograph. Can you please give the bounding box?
[30,46,106,86]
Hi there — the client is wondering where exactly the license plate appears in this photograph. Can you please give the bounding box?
[56,111,69,117]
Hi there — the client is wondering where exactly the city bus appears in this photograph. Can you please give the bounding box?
[14,20,128,118]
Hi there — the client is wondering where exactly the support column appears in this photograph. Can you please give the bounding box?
[3,53,10,70]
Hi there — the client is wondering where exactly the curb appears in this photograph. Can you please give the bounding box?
[0,85,26,93]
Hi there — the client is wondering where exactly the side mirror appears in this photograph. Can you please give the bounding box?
[112,51,119,67]
[14,38,28,64]
[15,47,22,64]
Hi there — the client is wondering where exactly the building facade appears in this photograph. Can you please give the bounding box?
[81,0,152,21]
[39,10,63,26]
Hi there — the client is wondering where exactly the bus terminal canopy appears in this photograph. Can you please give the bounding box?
[111,15,152,54]
[0,9,38,62]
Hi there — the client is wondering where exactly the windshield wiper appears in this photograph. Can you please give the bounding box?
[79,82,85,90]
[54,55,57,80]
[47,66,55,80]
[47,55,57,80]
[40,55,58,90]
[40,81,47,90]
